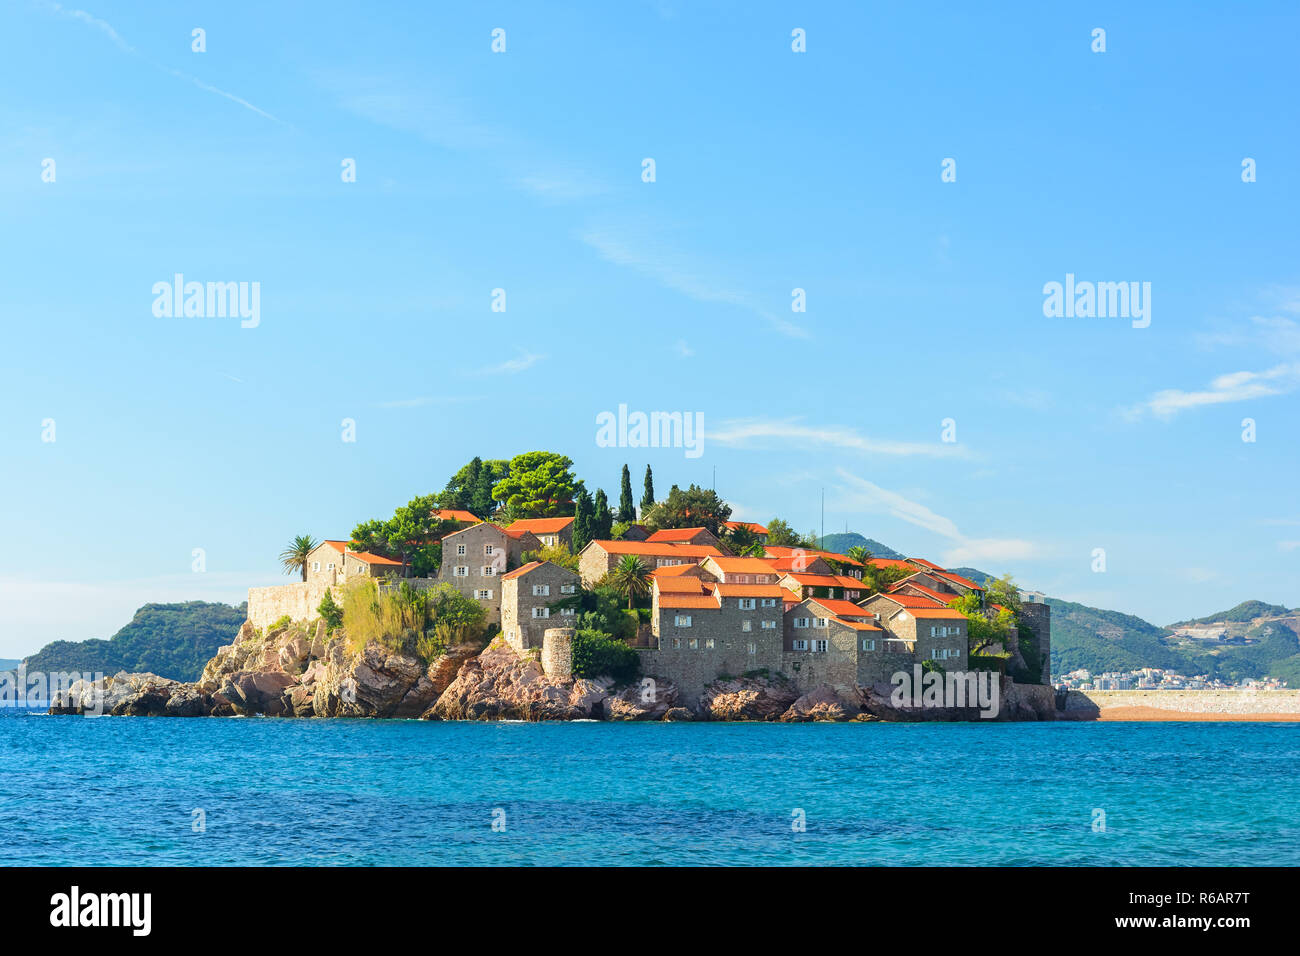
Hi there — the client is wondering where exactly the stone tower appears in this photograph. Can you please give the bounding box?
[541,627,575,681]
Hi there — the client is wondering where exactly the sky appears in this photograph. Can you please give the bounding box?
[2,1,1298,656]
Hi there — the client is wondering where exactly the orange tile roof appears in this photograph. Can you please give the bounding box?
[723,521,768,535]
[782,573,866,590]
[507,517,574,534]
[654,577,708,594]
[762,546,863,568]
[714,584,785,598]
[763,555,828,573]
[934,570,983,591]
[432,509,481,524]
[504,527,540,541]
[810,598,877,619]
[874,593,948,609]
[866,557,913,570]
[706,556,781,574]
[646,527,712,542]
[908,607,968,620]
[781,588,802,604]
[658,593,720,610]
[833,617,883,632]
[322,540,349,553]
[590,541,722,558]
[908,558,944,571]
[348,551,402,566]
[501,561,543,580]
[890,581,956,605]
[651,564,700,578]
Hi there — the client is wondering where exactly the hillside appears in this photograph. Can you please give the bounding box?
[815,533,902,559]
[22,601,247,682]
[1169,600,1293,627]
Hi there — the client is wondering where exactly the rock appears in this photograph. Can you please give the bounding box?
[662,707,694,722]
[700,675,798,721]
[223,670,296,716]
[424,639,596,721]
[781,685,862,722]
[287,684,317,717]
[568,679,610,716]
[49,672,186,717]
[602,679,679,721]
[163,686,211,717]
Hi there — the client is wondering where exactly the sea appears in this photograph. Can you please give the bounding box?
[2,706,1296,866]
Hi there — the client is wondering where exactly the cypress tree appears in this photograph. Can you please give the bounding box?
[618,464,636,522]
[594,489,613,540]
[470,461,495,517]
[641,465,655,514]
[572,489,595,554]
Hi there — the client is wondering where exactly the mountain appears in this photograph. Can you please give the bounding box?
[1169,600,1293,627]
[815,533,902,558]
[21,601,247,682]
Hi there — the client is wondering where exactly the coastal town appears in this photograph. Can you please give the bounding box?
[1055,668,1288,692]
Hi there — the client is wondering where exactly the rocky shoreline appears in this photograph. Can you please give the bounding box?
[48,619,1057,722]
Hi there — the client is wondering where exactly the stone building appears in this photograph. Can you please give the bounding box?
[506,516,574,550]
[645,526,723,548]
[439,522,542,625]
[860,593,968,669]
[500,560,580,652]
[305,540,403,586]
[576,540,722,587]
[777,571,868,603]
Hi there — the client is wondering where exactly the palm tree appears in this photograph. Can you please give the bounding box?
[607,555,651,609]
[280,534,320,581]
[723,524,758,555]
[846,545,874,566]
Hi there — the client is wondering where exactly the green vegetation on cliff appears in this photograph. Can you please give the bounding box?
[21,601,247,682]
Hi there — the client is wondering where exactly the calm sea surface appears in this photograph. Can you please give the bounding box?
[2,707,1296,866]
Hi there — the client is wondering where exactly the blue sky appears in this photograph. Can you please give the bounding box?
[2,1,1298,655]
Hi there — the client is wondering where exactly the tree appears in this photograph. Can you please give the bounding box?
[350,493,448,577]
[606,554,651,609]
[593,489,614,540]
[847,545,874,566]
[953,592,1014,657]
[491,451,579,520]
[439,457,509,512]
[469,460,497,517]
[317,588,343,629]
[764,518,802,547]
[722,523,758,556]
[280,535,320,581]
[644,483,732,535]
[572,488,595,554]
[618,464,636,522]
[641,465,655,514]
[984,573,1022,614]
[523,543,580,573]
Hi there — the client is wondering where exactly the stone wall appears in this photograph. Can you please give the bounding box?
[247,582,340,630]
[1019,600,1051,683]
[1064,688,1300,717]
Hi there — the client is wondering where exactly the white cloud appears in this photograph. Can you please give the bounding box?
[709,419,968,458]
[579,228,809,338]
[1124,362,1300,419]
[474,352,545,375]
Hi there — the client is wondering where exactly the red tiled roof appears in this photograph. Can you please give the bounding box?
[723,521,768,535]
[874,593,948,609]
[908,558,945,571]
[432,509,481,524]
[646,527,712,542]
[322,540,349,553]
[781,573,866,590]
[651,564,700,578]
[507,517,574,534]
[933,570,983,591]
[504,527,539,541]
[706,556,780,574]
[501,561,543,580]
[809,598,877,619]
[654,577,708,594]
[890,581,956,605]
[589,541,722,558]
[348,551,402,566]
[866,557,913,570]
[908,607,967,620]
[833,617,883,632]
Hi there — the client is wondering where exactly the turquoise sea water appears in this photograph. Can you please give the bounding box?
[1,707,1296,866]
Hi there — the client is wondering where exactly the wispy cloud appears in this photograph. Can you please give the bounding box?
[1124,362,1300,419]
[709,419,969,458]
[473,352,546,375]
[833,470,1038,567]
[44,2,279,122]
[579,228,809,338]
[674,339,694,358]
[373,396,468,409]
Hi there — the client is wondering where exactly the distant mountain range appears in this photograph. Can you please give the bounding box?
[818,541,1300,684]
[21,601,247,682]
[815,533,902,559]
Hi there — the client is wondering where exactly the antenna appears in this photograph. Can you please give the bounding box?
[820,487,824,547]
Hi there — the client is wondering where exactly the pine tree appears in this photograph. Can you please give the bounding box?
[470,460,495,517]
[593,489,613,540]
[572,489,595,554]
[618,464,636,522]
[641,465,655,515]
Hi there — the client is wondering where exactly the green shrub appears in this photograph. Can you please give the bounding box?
[571,630,639,682]
[317,589,343,630]
[268,615,293,634]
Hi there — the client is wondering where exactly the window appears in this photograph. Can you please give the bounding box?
[741,620,752,632]
[454,566,469,577]
[482,566,496,576]
[930,626,938,637]
[813,640,829,653]
[484,544,494,555]
[532,607,550,619]
[761,620,776,630]
[456,544,466,556]
[705,638,715,649]
[793,617,809,629]
[561,607,574,617]
[532,584,550,597]
[747,642,757,655]
[327,562,335,572]
[846,590,860,599]
[761,598,777,608]
[674,615,693,627]
[671,637,682,649]
[739,598,756,610]
[861,638,875,651]
[688,638,698,650]
[542,536,555,546]
[792,639,809,651]
[560,584,576,594]
[814,617,829,628]
[474,589,494,599]
[311,562,320,572]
